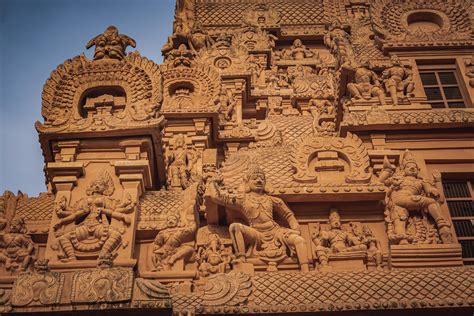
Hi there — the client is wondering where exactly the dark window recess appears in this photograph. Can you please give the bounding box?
[418,67,466,109]
[443,179,474,265]
[442,182,470,198]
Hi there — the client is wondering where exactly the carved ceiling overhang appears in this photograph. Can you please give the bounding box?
[36,52,164,134]
[341,108,474,134]
[161,58,222,113]
[371,0,473,52]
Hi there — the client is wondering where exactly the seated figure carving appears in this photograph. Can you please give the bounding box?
[312,209,367,271]
[196,233,233,277]
[347,61,386,106]
[86,26,136,61]
[0,217,35,271]
[151,214,195,271]
[281,39,315,60]
[53,171,135,262]
[379,151,452,245]
[207,165,309,272]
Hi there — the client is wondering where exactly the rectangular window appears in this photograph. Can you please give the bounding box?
[418,63,466,109]
[442,180,474,265]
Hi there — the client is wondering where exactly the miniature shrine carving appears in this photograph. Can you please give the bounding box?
[207,166,310,272]
[379,151,452,245]
[0,217,35,272]
[52,171,135,262]
[86,26,136,60]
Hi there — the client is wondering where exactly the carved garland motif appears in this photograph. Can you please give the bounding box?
[11,270,64,307]
[290,133,371,183]
[37,52,163,133]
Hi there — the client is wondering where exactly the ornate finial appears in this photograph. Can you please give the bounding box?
[86,26,136,60]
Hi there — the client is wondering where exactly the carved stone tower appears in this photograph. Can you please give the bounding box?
[0,0,473,315]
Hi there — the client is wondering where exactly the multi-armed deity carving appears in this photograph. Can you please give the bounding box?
[0,217,35,272]
[207,165,309,272]
[312,209,367,271]
[379,151,452,245]
[381,55,415,106]
[165,134,200,190]
[86,26,136,61]
[347,61,386,106]
[52,171,135,262]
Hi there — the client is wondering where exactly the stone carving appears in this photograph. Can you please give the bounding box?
[291,132,371,184]
[175,0,195,34]
[151,182,200,271]
[232,26,277,51]
[358,225,383,270]
[161,46,222,112]
[0,289,11,313]
[71,266,134,303]
[134,278,171,308]
[11,259,64,307]
[248,55,265,86]
[188,22,214,53]
[242,3,280,27]
[207,165,309,272]
[280,39,315,60]
[288,66,336,98]
[347,61,386,105]
[37,51,163,133]
[312,209,367,271]
[199,272,252,306]
[382,55,415,106]
[165,134,200,190]
[86,26,136,60]
[216,86,237,123]
[379,151,452,245]
[308,90,336,135]
[324,20,357,70]
[196,33,249,75]
[196,233,233,277]
[0,216,35,272]
[52,171,135,262]
[466,55,474,87]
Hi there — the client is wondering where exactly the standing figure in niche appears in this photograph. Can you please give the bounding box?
[382,55,415,106]
[308,90,335,134]
[166,134,199,190]
[53,171,134,262]
[0,217,35,271]
[379,151,452,244]
[207,165,309,272]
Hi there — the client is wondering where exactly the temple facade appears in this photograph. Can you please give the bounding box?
[1,0,473,315]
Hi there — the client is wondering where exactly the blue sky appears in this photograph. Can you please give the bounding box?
[0,0,175,195]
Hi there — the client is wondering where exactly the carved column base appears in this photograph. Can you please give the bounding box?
[390,244,463,269]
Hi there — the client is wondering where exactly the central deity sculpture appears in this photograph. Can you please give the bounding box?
[53,171,135,262]
[207,165,309,272]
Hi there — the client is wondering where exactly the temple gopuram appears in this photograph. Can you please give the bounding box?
[1,0,473,315]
